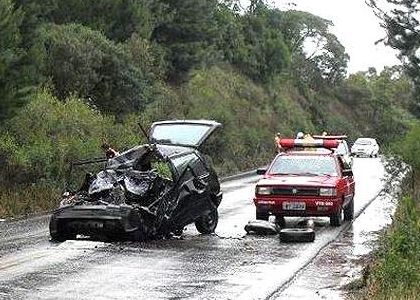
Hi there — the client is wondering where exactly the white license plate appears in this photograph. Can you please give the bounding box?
[282,202,306,210]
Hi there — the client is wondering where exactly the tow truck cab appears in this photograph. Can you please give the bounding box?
[254,138,355,227]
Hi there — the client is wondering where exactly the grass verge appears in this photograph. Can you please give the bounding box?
[0,185,61,219]
[349,194,420,299]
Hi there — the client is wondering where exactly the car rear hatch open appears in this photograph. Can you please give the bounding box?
[149,120,221,148]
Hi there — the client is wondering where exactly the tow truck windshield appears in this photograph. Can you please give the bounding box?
[268,156,338,177]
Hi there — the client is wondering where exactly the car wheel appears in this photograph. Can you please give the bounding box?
[344,197,354,221]
[330,206,344,227]
[279,228,315,243]
[49,220,75,242]
[275,216,286,228]
[129,228,147,241]
[50,228,76,242]
[195,207,218,234]
[256,211,269,221]
[50,231,72,242]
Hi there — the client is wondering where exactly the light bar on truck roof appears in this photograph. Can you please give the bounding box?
[312,135,348,140]
[279,138,339,149]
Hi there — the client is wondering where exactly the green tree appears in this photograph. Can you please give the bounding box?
[368,0,420,116]
[232,4,290,82]
[214,0,246,64]
[38,23,156,117]
[15,0,158,42]
[279,10,349,89]
[0,0,38,121]
[151,0,221,82]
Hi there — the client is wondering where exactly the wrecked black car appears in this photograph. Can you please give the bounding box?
[49,120,222,242]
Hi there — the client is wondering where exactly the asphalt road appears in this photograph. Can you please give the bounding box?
[0,157,395,300]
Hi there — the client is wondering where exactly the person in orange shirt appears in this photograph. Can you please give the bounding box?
[274,132,284,153]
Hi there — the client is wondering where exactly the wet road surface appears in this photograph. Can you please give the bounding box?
[0,158,401,299]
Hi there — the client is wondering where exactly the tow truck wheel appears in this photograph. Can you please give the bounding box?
[256,211,269,221]
[330,207,344,227]
[195,207,218,234]
[344,198,354,221]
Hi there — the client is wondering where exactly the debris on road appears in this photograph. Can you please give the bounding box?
[279,228,315,243]
[244,220,279,235]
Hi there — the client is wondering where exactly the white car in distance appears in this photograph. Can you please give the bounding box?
[351,138,379,157]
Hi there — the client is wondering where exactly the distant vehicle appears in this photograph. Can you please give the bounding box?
[313,135,353,167]
[350,138,379,157]
[254,138,355,227]
[49,120,223,242]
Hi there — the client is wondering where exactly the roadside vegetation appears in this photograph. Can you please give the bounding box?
[0,0,416,219]
[350,124,420,299]
[348,1,420,298]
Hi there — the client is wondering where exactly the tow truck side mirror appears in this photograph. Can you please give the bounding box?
[256,168,267,175]
[342,169,353,177]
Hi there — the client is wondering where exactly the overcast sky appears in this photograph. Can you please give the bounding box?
[241,0,401,74]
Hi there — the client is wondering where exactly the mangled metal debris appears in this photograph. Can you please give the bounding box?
[244,220,279,235]
[244,218,316,243]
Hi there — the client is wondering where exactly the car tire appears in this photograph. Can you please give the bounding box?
[330,206,344,227]
[256,211,269,221]
[50,231,73,242]
[129,228,147,241]
[195,207,218,234]
[344,197,354,221]
[275,216,286,228]
[49,219,75,242]
[279,228,315,243]
[50,228,76,242]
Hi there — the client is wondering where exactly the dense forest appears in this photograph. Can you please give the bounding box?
[0,0,417,217]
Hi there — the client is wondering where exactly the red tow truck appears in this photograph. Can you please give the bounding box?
[254,138,355,227]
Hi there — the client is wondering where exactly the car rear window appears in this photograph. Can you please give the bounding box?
[151,124,212,146]
[355,139,372,145]
[269,156,338,176]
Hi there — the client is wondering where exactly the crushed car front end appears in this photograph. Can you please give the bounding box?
[49,119,223,242]
[49,203,148,241]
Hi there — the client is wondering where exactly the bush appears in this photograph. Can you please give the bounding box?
[393,122,420,171]
[360,196,420,299]
[0,184,61,218]
[38,23,157,117]
[0,89,139,185]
